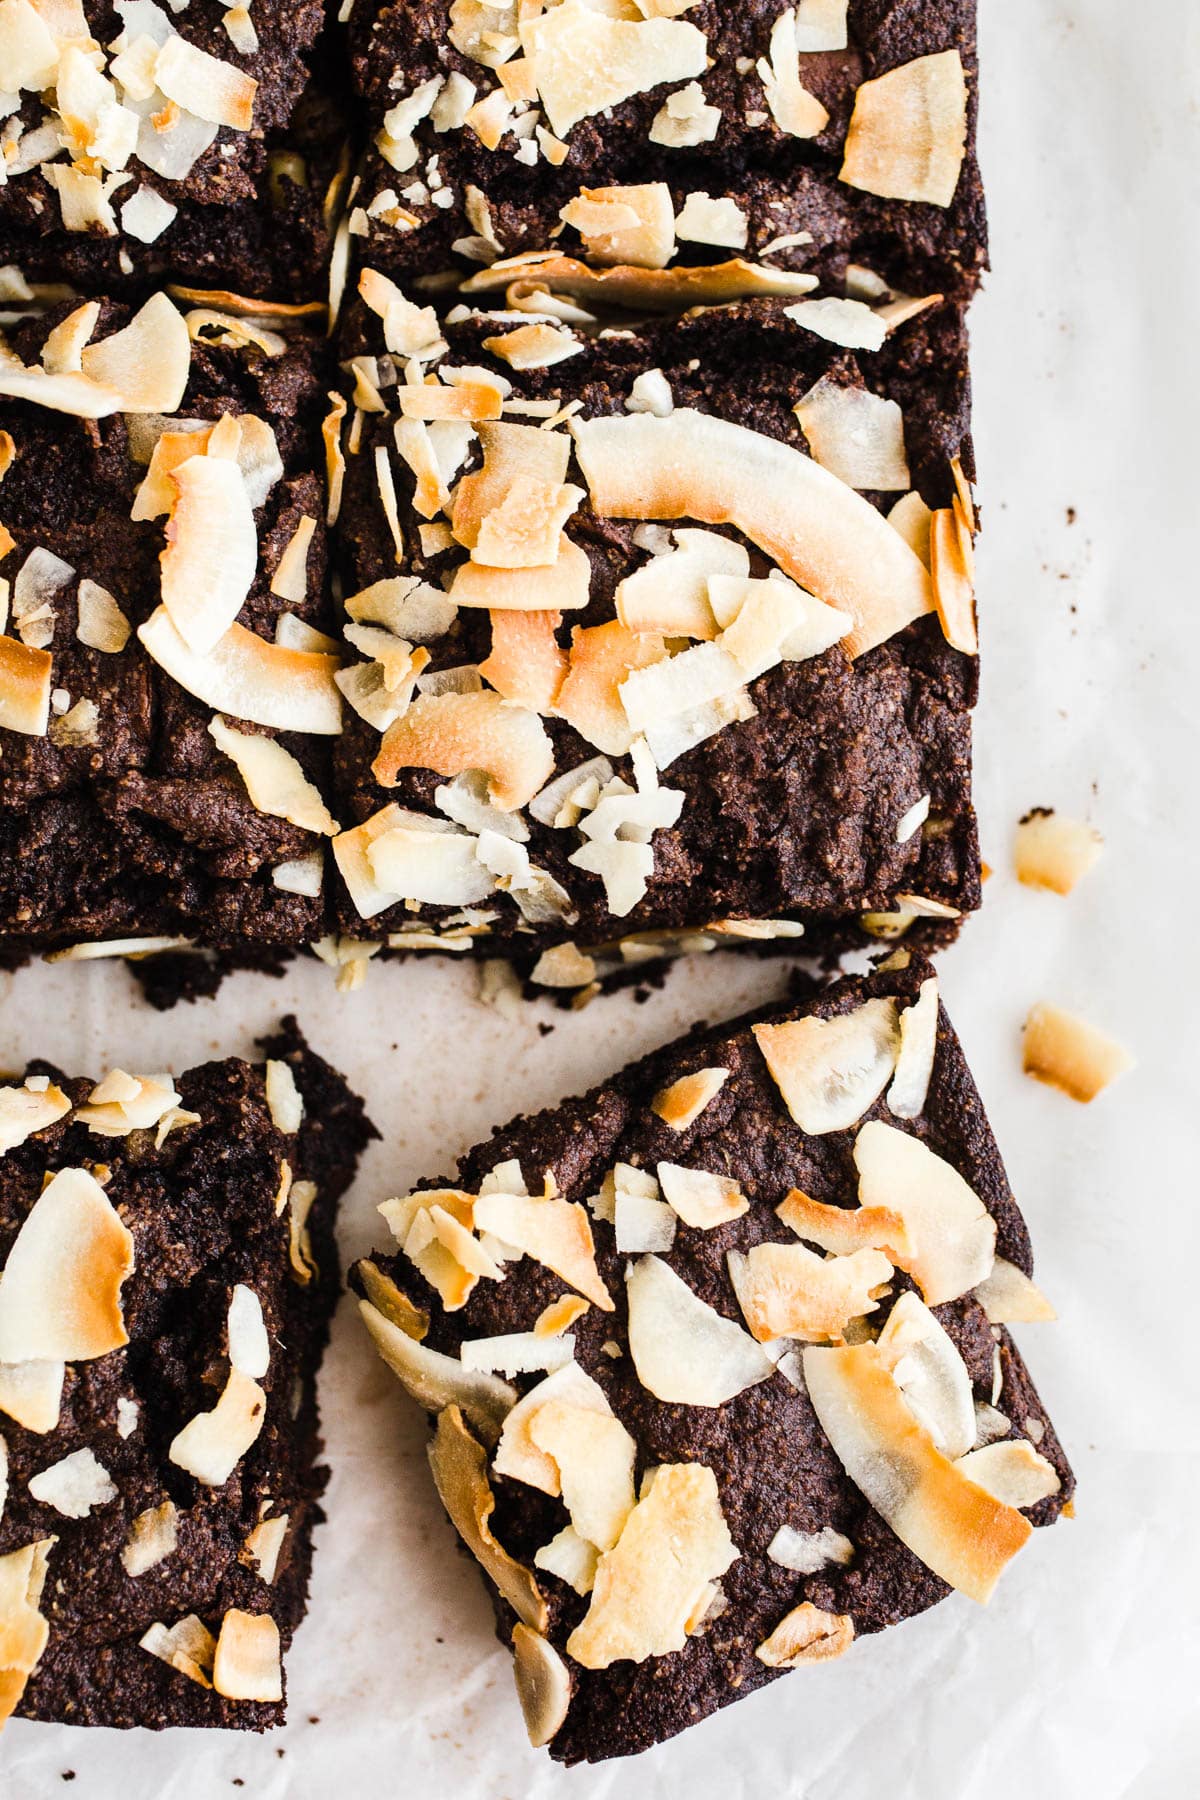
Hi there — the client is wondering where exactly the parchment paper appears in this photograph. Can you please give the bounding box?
[3,1,1198,1792]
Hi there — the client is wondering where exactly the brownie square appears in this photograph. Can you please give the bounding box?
[0,293,345,972]
[351,957,1072,1763]
[327,288,979,968]
[0,1019,374,1729]
[346,0,985,301]
[0,2,339,301]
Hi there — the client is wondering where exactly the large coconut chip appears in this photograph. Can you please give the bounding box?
[626,1255,773,1405]
[972,1257,1056,1325]
[0,1360,65,1434]
[79,293,191,413]
[840,51,969,208]
[0,1079,71,1153]
[854,1121,996,1306]
[804,1342,1031,1604]
[955,1440,1061,1510]
[0,636,52,737]
[529,1400,636,1552]
[211,1609,281,1703]
[519,0,707,138]
[428,1405,548,1631]
[876,1291,975,1458]
[209,717,339,836]
[1022,1003,1134,1103]
[0,1539,56,1724]
[373,689,554,811]
[168,1368,266,1487]
[359,1299,514,1444]
[138,608,343,735]
[728,1241,892,1344]
[1014,811,1103,895]
[571,411,931,657]
[752,999,900,1134]
[0,1167,133,1364]
[511,1624,571,1748]
[650,1066,729,1130]
[473,1189,613,1310]
[560,183,676,269]
[887,977,939,1119]
[756,1602,854,1668]
[159,453,258,653]
[616,531,747,639]
[566,1463,738,1668]
[466,256,818,313]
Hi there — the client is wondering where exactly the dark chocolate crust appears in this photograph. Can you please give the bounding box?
[2,1019,374,1730]
[348,0,986,299]
[0,300,339,962]
[332,300,979,952]
[352,960,1072,1763]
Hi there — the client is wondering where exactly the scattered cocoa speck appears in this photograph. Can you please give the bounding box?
[537,1022,554,1037]
[1066,506,1076,524]
[61,1777,76,1785]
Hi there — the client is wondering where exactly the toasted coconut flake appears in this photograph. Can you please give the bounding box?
[139,1613,215,1688]
[0,1079,71,1154]
[888,490,933,566]
[729,1242,892,1344]
[753,999,900,1134]
[494,1362,612,1495]
[877,1291,974,1458]
[572,410,929,656]
[0,1361,64,1435]
[929,504,977,654]
[1014,811,1103,895]
[555,619,666,756]
[360,1299,514,1443]
[1022,1003,1134,1103]
[614,1187,676,1253]
[0,1167,133,1364]
[759,7,829,138]
[227,1285,269,1380]
[168,1368,266,1488]
[534,1523,598,1595]
[154,34,257,132]
[479,608,568,716]
[626,1254,773,1404]
[805,1342,1030,1603]
[429,1405,547,1631]
[76,1069,182,1136]
[482,322,583,371]
[973,1258,1056,1324]
[767,1524,854,1574]
[264,1060,302,1136]
[675,192,747,250]
[794,376,910,493]
[756,1602,854,1667]
[79,294,190,414]
[453,423,568,549]
[269,516,316,605]
[208,717,338,836]
[529,1400,636,1551]
[0,1535,55,1721]
[511,1624,570,1748]
[840,51,968,208]
[566,1463,738,1668]
[473,1189,613,1309]
[793,0,849,50]
[76,579,131,653]
[373,688,552,811]
[139,608,342,735]
[535,1295,589,1338]
[519,0,707,137]
[785,296,887,351]
[122,1500,179,1577]
[469,255,817,312]
[616,530,746,639]
[157,452,257,652]
[657,1162,747,1230]
[854,1122,995,1306]
[460,1331,575,1379]
[0,635,52,737]
[472,476,584,571]
[359,1259,429,1342]
[777,1188,911,1263]
[887,977,939,1119]
[453,536,589,614]
[240,1513,289,1584]
[561,183,675,269]
[27,1446,116,1519]
[212,1610,281,1703]
[955,1441,1061,1510]
[651,1066,729,1131]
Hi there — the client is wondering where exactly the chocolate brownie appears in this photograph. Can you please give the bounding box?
[0,2,339,301]
[346,0,985,302]
[352,957,1072,1763]
[0,1018,375,1729]
[0,292,345,973]
[326,285,979,971]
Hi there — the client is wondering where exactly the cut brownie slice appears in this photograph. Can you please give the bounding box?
[0,292,345,973]
[0,2,342,301]
[352,956,1072,1763]
[345,0,985,301]
[0,1018,374,1730]
[327,285,978,970]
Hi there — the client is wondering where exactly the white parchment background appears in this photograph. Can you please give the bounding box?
[3,0,1199,1792]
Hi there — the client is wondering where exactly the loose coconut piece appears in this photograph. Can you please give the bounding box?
[373,689,554,812]
[840,51,969,208]
[650,1066,729,1130]
[0,1167,133,1364]
[472,1190,613,1310]
[511,1624,571,1748]
[139,608,342,735]
[854,1121,996,1306]
[728,1242,893,1344]
[803,1342,1031,1604]
[212,1610,282,1703]
[428,1405,547,1631]
[755,1602,854,1668]
[566,1463,738,1668]
[752,999,900,1134]
[571,411,932,657]
[1014,811,1103,895]
[1022,1004,1134,1103]
[625,1255,773,1405]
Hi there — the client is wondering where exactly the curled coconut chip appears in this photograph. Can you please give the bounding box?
[160,454,257,654]
[465,255,817,313]
[212,1610,282,1704]
[480,610,568,714]
[729,1241,893,1344]
[168,1369,266,1488]
[756,1602,855,1668]
[0,1538,56,1724]
[776,1188,911,1261]
[428,1404,547,1631]
[473,1188,613,1310]
[972,1257,1056,1325]
[876,1291,975,1458]
[493,1362,614,1497]
[955,1440,1061,1510]
[840,51,969,208]
[566,1463,738,1669]
[511,1624,571,1748]
[1014,811,1103,895]
[803,1342,1031,1604]
[572,410,931,657]
[651,1066,729,1130]
[358,1299,513,1444]
[626,1254,773,1405]
[373,689,554,812]
[929,503,977,654]
[452,536,590,613]
[0,1167,133,1364]
[138,608,342,735]
[530,1399,636,1552]
[854,1121,996,1307]
[1022,1003,1134,1104]
[886,977,939,1118]
[209,717,339,836]
[139,1614,215,1689]
[752,998,900,1134]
